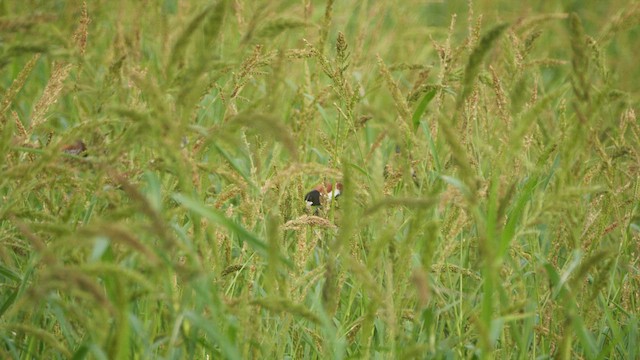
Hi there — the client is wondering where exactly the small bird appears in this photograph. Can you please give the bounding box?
[61,140,87,157]
[305,182,343,208]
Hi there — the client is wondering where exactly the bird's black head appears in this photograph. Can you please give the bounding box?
[304,190,322,206]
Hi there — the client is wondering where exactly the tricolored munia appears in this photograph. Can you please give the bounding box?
[304,182,343,209]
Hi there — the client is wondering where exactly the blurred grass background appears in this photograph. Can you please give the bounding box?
[1,0,639,358]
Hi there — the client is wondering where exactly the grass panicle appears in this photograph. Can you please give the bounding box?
[0,53,41,125]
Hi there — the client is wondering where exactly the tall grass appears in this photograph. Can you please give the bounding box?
[1,0,639,358]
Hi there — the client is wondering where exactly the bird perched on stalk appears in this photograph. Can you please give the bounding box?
[61,140,87,157]
[305,182,343,209]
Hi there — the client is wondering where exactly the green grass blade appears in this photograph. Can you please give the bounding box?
[412,88,437,131]
[457,22,510,108]
[172,193,291,266]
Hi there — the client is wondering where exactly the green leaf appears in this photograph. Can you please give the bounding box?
[0,289,18,318]
[142,171,163,212]
[168,5,212,70]
[412,88,436,131]
[172,193,291,266]
[203,0,227,47]
[440,175,472,199]
[0,264,21,282]
[458,22,510,107]
[571,312,598,358]
[211,142,257,190]
[420,120,441,172]
[348,162,370,178]
[184,311,242,360]
[500,176,538,257]
[71,343,90,360]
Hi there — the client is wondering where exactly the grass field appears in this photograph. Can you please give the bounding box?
[1,0,640,358]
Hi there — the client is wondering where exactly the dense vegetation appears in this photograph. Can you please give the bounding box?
[1,0,639,358]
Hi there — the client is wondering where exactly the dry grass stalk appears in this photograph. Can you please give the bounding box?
[1,54,41,126]
[13,110,28,139]
[30,62,73,129]
[433,14,456,109]
[598,3,640,43]
[365,131,386,163]
[317,0,334,52]
[407,69,432,103]
[73,1,90,56]
[30,3,91,130]
[489,65,510,127]
[377,55,410,129]
[214,185,242,209]
[284,215,337,230]
[0,14,56,32]
[251,296,321,324]
[261,163,342,193]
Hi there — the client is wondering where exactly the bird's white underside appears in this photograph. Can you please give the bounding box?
[327,189,340,200]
